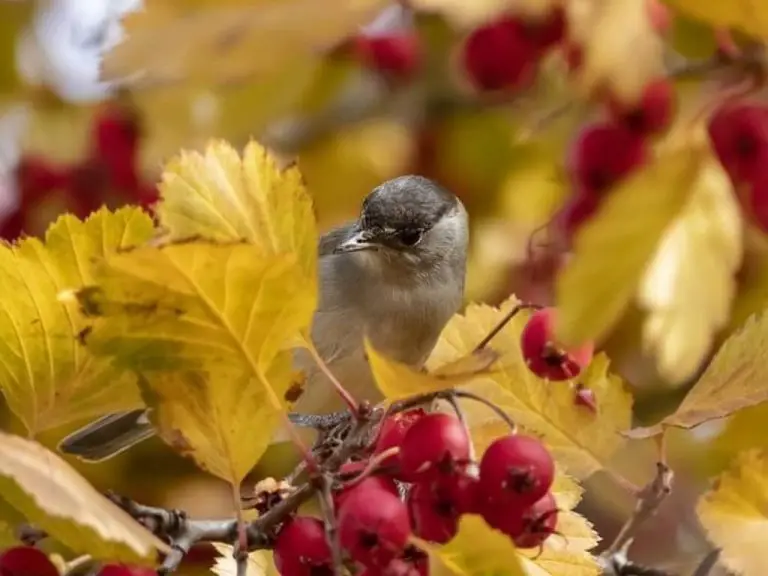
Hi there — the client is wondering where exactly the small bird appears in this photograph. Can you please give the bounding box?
[59,175,469,461]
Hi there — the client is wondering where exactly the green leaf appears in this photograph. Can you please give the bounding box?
[0,207,153,435]
[555,145,707,347]
[0,432,167,564]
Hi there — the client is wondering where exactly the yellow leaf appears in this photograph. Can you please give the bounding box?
[697,450,768,576]
[103,0,389,87]
[424,515,527,576]
[638,157,743,383]
[412,0,558,28]
[212,543,279,576]
[427,473,599,576]
[626,312,768,439]
[157,140,317,283]
[78,241,313,484]
[428,298,634,479]
[0,207,153,435]
[0,432,167,564]
[667,0,768,42]
[367,339,498,401]
[555,145,708,348]
[572,0,665,103]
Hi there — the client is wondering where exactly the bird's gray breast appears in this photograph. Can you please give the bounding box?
[291,252,461,415]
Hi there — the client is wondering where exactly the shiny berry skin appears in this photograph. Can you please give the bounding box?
[374,408,426,467]
[334,461,400,510]
[338,484,411,568]
[461,17,540,92]
[567,121,647,195]
[0,546,59,576]
[399,413,470,480]
[708,103,768,185]
[407,479,463,544]
[508,492,559,548]
[608,78,675,136]
[479,434,555,509]
[273,516,332,576]
[520,307,594,381]
[355,33,421,79]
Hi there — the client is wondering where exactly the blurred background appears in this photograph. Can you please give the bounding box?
[0,1,764,574]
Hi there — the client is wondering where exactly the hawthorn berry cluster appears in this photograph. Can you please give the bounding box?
[0,545,153,576]
[5,103,158,241]
[272,406,558,576]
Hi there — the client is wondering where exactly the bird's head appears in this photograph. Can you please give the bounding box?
[334,175,468,279]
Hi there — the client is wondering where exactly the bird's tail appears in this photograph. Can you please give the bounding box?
[58,409,155,462]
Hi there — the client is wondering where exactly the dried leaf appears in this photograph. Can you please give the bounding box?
[626,312,768,439]
[212,543,278,576]
[667,0,768,42]
[0,208,153,435]
[555,146,707,348]
[638,157,742,383]
[103,0,389,87]
[697,450,768,576]
[427,297,634,479]
[0,432,167,563]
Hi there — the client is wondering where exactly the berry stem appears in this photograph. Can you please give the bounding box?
[337,447,401,490]
[473,303,543,352]
[317,475,345,576]
[62,554,93,576]
[444,394,476,463]
[302,336,361,416]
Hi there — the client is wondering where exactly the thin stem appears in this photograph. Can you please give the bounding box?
[318,476,344,576]
[445,394,475,463]
[337,447,400,490]
[302,336,360,415]
[473,303,542,353]
[450,389,517,434]
[63,555,93,576]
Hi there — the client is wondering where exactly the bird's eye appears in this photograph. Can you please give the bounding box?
[397,229,423,247]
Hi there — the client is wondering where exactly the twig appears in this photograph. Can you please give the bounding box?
[317,476,344,576]
[473,303,542,352]
[302,337,360,415]
[690,549,720,576]
[602,462,674,556]
[63,554,93,576]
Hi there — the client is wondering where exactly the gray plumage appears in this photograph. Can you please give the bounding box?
[59,175,469,460]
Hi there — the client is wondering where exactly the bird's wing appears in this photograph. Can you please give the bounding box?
[318,222,355,256]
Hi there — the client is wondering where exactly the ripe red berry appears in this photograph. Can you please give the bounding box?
[398,413,470,481]
[407,479,464,544]
[374,408,426,467]
[335,461,400,510]
[360,547,429,576]
[567,121,647,195]
[708,103,768,185]
[527,8,567,50]
[646,0,672,34]
[0,546,59,576]
[338,484,411,568]
[461,17,541,92]
[520,307,594,381]
[355,33,421,80]
[508,491,559,548]
[16,157,70,206]
[607,78,675,136]
[479,434,555,509]
[273,516,332,576]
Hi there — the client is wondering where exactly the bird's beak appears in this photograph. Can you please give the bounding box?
[334,229,380,254]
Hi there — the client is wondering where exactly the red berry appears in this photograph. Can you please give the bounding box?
[273,516,332,576]
[527,8,567,50]
[556,191,600,244]
[0,547,59,576]
[646,0,672,34]
[520,307,594,381]
[355,33,421,79]
[338,484,411,568]
[360,548,429,576]
[608,78,675,136]
[708,103,768,185]
[508,492,559,548]
[562,43,583,73]
[567,121,647,195]
[16,157,70,206]
[574,383,597,413]
[334,461,400,510]
[461,17,541,92]
[399,413,470,481]
[374,408,426,468]
[479,434,555,509]
[91,105,141,191]
[407,480,461,544]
